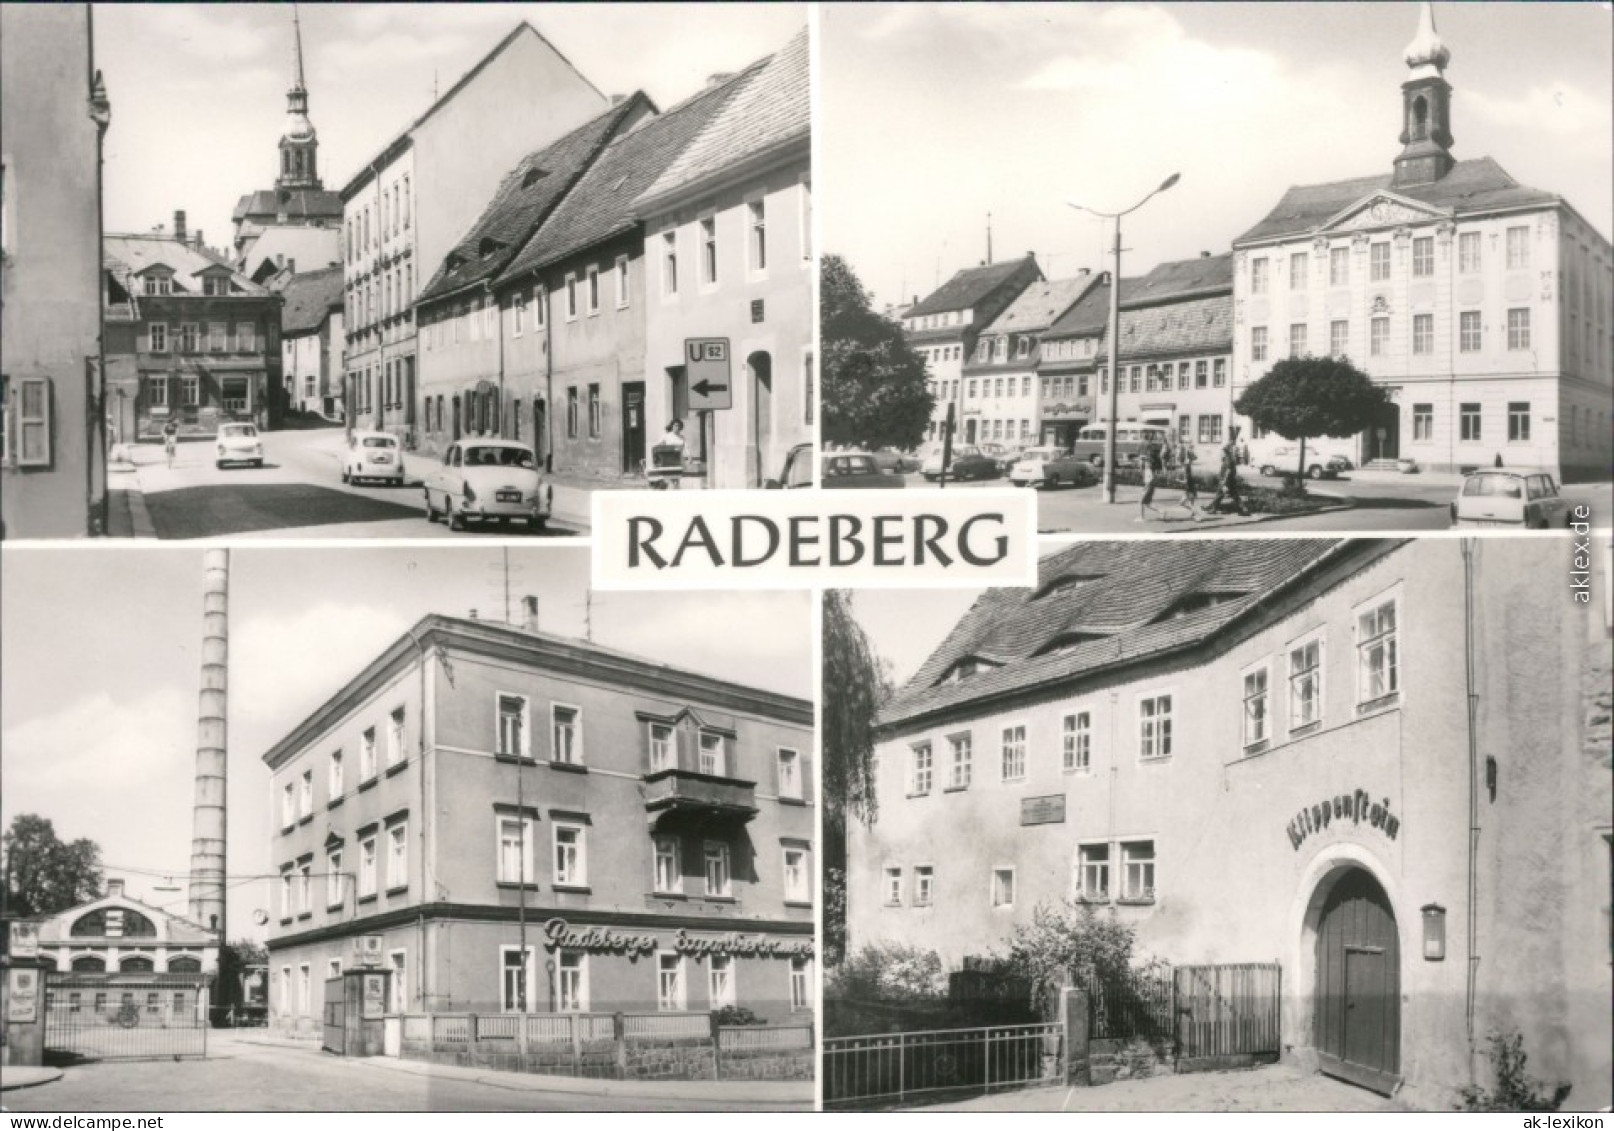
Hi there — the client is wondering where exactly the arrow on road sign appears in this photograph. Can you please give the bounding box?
[692,379,729,398]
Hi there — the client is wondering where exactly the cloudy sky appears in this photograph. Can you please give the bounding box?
[1,547,809,942]
[93,2,806,250]
[822,2,1613,308]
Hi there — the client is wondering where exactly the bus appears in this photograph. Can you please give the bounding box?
[1069,423,1170,468]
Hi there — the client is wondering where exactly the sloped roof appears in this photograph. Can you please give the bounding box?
[1123,253,1233,307]
[1045,278,1122,340]
[634,27,807,211]
[103,233,269,296]
[905,255,1042,320]
[230,187,344,224]
[978,274,1101,337]
[1104,292,1232,361]
[278,265,344,335]
[1236,156,1560,245]
[496,64,761,287]
[416,95,650,306]
[878,540,1347,728]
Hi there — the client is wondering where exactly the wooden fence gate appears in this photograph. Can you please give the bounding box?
[1173,963,1282,1066]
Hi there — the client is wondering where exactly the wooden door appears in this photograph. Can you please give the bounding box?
[1314,868,1400,1093]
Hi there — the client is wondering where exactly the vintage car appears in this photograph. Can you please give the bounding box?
[867,448,922,475]
[342,430,405,485]
[1255,444,1342,480]
[822,451,907,489]
[1008,446,1098,489]
[764,442,815,489]
[424,439,552,531]
[1449,468,1574,529]
[215,422,263,469]
[920,445,1000,481]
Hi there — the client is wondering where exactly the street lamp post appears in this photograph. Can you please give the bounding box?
[1069,173,1181,504]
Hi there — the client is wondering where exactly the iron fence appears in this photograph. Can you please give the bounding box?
[823,1022,1063,1108]
[1075,961,1177,1043]
[43,973,209,1063]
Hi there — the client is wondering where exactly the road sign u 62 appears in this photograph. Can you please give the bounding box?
[685,337,733,411]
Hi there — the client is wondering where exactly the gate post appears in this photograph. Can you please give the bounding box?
[0,955,50,1068]
[1061,986,1090,1087]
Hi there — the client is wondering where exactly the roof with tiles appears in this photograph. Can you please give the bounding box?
[1106,292,1233,361]
[278,266,345,335]
[416,95,651,306]
[103,233,269,296]
[496,64,761,288]
[978,274,1101,338]
[905,255,1043,320]
[1044,277,1126,340]
[878,539,1347,729]
[231,187,344,224]
[634,26,807,212]
[1123,253,1233,308]
[1236,156,1560,245]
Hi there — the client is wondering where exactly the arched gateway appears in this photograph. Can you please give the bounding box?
[1310,866,1401,1093]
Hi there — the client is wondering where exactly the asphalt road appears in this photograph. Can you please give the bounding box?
[4,1032,800,1112]
[127,428,586,540]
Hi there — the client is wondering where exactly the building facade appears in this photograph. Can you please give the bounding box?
[0,1,110,539]
[960,274,1098,449]
[849,539,1611,1109]
[1231,7,1613,478]
[341,22,607,449]
[635,28,812,488]
[278,266,344,417]
[103,226,282,440]
[902,255,1043,444]
[263,613,814,1035]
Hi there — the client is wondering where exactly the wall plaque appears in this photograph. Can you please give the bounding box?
[1021,795,1066,826]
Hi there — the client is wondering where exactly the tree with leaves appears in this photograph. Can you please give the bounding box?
[821,254,935,451]
[1233,355,1390,481]
[822,589,893,965]
[2,813,104,917]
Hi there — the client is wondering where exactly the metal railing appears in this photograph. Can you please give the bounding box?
[824,1022,1063,1108]
[43,975,210,1063]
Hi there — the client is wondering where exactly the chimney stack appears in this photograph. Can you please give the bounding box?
[521,596,540,634]
[107,878,126,899]
[1200,250,1210,258]
[193,230,204,252]
[174,210,187,243]
[188,549,229,938]
[468,609,479,620]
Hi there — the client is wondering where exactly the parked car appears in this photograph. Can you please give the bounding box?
[920,445,1000,481]
[424,439,552,531]
[1009,447,1097,489]
[764,442,815,489]
[976,442,1020,472]
[822,451,906,489]
[867,448,922,475]
[1255,444,1341,480]
[342,430,405,485]
[1449,468,1573,529]
[214,422,263,469]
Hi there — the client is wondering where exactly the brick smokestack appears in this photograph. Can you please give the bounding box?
[188,549,228,938]
[174,210,187,244]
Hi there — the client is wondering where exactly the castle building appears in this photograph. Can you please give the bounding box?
[230,8,343,286]
[1231,4,1612,479]
[848,538,1611,1108]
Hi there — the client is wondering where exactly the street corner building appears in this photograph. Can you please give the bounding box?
[847,539,1612,1109]
[0,2,112,539]
[1230,5,1612,481]
[260,610,816,1041]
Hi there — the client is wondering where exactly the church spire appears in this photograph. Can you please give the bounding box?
[1392,1,1455,190]
[276,4,321,190]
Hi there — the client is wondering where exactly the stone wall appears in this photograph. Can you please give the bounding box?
[717,1045,814,1081]
[623,1036,715,1080]
[1087,1037,1176,1086]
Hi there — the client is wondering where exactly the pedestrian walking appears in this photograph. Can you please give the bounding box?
[1138,441,1166,521]
[1208,429,1251,517]
[161,419,179,468]
[1178,445,1203,521]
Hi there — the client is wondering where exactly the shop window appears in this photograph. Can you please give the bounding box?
[707,955,735,1009]
[501,946,535,1013]
[657,952,686,1011]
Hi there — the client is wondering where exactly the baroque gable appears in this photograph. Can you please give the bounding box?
[1320,192,1452,236]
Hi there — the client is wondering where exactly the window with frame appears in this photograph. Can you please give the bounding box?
[497,694,528,758]
[1370,242,1390,281]
[749,199,767,271]
[1329,319,1350,358]
[176,323,198,353]
[501,947,535,1013]
[1289,323,1307,357]
[1213,358,1226,387]
[1242,666,1269,747]
[586,266,600,315]
[653,835,681,893]
[279,870,292,919]
[387,823,407,889]
[551,705,581,765]
[1412,403,1433,442]
[1194,360,1208,388]
[512,291,525,337]
[1289,252,1308,289]
[1329,246,1349,286]
[1197,415,1223,445]
[1120,841,1155,901]
[566,387,578,438]
[1508,402,1531,442]
[236,322,255,352]
[884,866,903,906]
[360,727,377,780]
[327,846,344,907]
[1412,237,1433,277]
[1250,326,1268,362]
[533,287,546,327]
[358,836,377,897]
[657,952,686,1011]
[149,323,169,353]
[281,782,295,828]
[1078,844,1110,900]
[565,275,578,321]
[143,273,172,296]
[648,723,676,772]
[553,824,586,887]
[147,376,168,408]
[783,845,809,902]
[790,957,812,1011]
[662,232,678,295]
[1459,311,1482,352]
[614,256,630,308]
[914,865,934,907]
[328,750,343,799]
[1507,308,1531,350]
[587,384,600,438]
[991,867,1015,908]
[298,861,312,914]
[700,218,717,285]
[1459,231,1481,273]
[1411,313,1433,355]
[698,732,726,776]
[1139,694,1173,760]
[1460,403,1482,442]
[1356,597,1399,707]
[1370,317,1390,356]
[299,769,313,818]
[704,841,732,897]
[1289,637,1323,729]
[708,954,735,1008]
[388,707,405,767]
[909,743,933,796]
[947,733,972,789]
[1506,226,1530,270]
[497,816,533,885]
[1065,709,1091,771]
[1000,725,1027,782]
[777,748,802,800]
[1250,257,1268,294]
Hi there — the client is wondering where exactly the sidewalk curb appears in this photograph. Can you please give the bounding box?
[0,1066,64,1092]
[1158,498,1357,534]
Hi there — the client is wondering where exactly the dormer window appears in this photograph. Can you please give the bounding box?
[521,167,548,189]
[1034,632,1105,658]
[478,237,503,259]
[1153,591,1245,623]
[203,276,230,296]
[142,274,172,296]
[938,656,1001,685]
[1033,574,1103,601]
